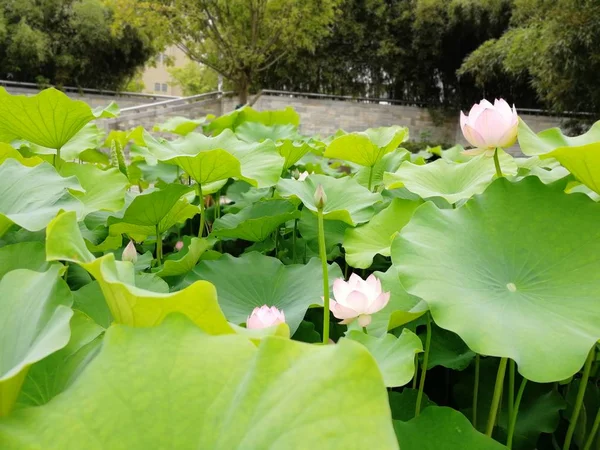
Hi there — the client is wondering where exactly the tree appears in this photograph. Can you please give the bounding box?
[0,0,155,90]
[106,0,341,104]
[459,0,600,113]
[168,62,222,96]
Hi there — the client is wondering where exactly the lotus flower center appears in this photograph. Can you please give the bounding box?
[506,282,517,293]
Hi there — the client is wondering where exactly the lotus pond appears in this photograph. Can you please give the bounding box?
[0,88,599,450]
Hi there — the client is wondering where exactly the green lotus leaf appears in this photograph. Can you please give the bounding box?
[59,163,129,216]
[392,177,600,382]
[212,199,300,242]
[542,142,600,194]
[384,152,517,204]
[207,105,300,135]
[0,143,44,167]
[345,329,422,387]
[277,174,382,225]
[354,149,410,190]
[235,122,301,143]
[183,252,343,334]
[139,129,284,187]
[0,241,52,279]
[394,407,506,450]
[108,183,198,241]
[46,212,232,334]
[17,311,103,408]
[325,126,408,167]
[26,124,105,161]
[0,88,115,150]
[0,316,398,449]
[72,281,113,328]
[0,266,73,416]
[154,237,212,278]
[134,272,169,293]
[430,145,472,163]
[518,117,600,156]
[421,324,475,371]
[0,160,84,237]
[297,207,350,257]
[344,198,422,268]
[277,140,312,170]
[153,115,213,136]
[389,389,436,421]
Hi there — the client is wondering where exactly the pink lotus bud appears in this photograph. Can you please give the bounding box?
[122,240,138,263]
[297,171,309,181]
[329,273,390,327]
[246,305,286,329]
[314,184,327,209]
[460,98,518,152]
[175,240,184,251]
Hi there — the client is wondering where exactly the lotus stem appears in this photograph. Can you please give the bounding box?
[486,357,508,437]
[508,359,515,422]
[292,219,298,263]
[473,354,480,428]
[507,377,527,449]
[197,183,205,238]
[54,147,62,170]
[317,208,330,344]
[564,346,595,450]
[416,313,432,416]
[583,404,600,450]
[155,224,162,265]
[493,148,503,178]
[368,165,374,191]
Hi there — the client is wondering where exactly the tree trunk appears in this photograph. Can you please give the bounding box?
[237,77,249,106]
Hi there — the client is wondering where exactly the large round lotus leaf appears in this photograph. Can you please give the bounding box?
[383,153,517,204]
[0,316,398,450]
[276,140,312,170]
[0,143,44,167]
[0,266,73,416]
[344,198,422,268]
[153,115,213,136]
[394,407,506,450]
[46,212,232,334]
[183,252,343,334]
[139,129,284,188]
[0,88,116,150]
[354,149,409,190]
[154,237,212,278]
[345,329,422,387]
[392,177,600,382]
[276,174,382,225]
[212,199,300,242]
[518,117,600,156]
[542,142,600,194]
[0,241,52,279]
[207,105,300,135]
[324,126,408,167]
[0,160,84,236]
[297,207,350,257]
[59,163,129,216]
[235,122,300,143]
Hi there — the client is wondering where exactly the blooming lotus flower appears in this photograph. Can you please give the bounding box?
[246,305,286,329]
[175,241,184,251]
[330,273,390,327]
[122,240,138,263]
[460,99,518,154]
[297,171,310,181]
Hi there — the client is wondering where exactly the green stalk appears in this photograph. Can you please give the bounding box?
[317,208,330,344]
[54,147,62,170]
[486,357,508,437]
[564,347,595,450]
[473,354,480,428]
[583,405,600,450]
[412,357,419,389]
[196,183,205,238]
[416,313,432,416]
[215,190,221,219]
[508,359,515,423]
[368,165,374,191]
[292,218,298,263]
[507,378,528,449]
[493,148,503,178]
[155,224,162,265]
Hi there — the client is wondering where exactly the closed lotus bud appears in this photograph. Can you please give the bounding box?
[122,240,138,263]
[246,305,286,329]
[175,240,184,251]
[297,171,310,181]
[314,184,327,209]
[329,273,390,327]
[460,98,518,154]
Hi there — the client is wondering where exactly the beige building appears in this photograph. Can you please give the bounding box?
[141,46,190,97]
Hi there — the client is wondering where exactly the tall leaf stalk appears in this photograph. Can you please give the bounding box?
[317,207,329,344]
[415,313,432,416]
[564,347,595,450]
[486,357,508,436]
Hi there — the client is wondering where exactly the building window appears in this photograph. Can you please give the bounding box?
[161,83,168,92]
[154,82,160,92]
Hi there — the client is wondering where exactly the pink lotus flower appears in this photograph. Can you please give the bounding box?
[460,99,518,154]
[297,171,310,181]
[175,241,184,251]
[246,305,286,329]
[330,273,390,327]
[122,240,138,263]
